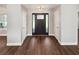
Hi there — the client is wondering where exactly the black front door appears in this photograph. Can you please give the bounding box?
[32,13,48,35]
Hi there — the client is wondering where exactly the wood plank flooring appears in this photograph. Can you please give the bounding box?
[0,36,79,55]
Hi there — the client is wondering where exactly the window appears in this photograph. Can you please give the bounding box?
[32,15,35,32]
[46,14,48,33]
[37,15,44,19]
[0,14,7,28]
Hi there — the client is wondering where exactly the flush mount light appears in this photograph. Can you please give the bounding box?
[37,6,45,11]
[36,5,49,11]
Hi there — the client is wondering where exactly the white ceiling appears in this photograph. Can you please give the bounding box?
[0,4,59,9]
[0,5,7,14]
[0,4,6,8]
[23,4,59,9]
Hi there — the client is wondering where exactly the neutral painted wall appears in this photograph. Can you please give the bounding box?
[49,10,54,35]
[7,4,22,45]
[0,28,7,36]
[21,6,27,43]
[27,8,54,35]
[0,7,7,14]
[53,6,61,43]
[53,5,78,45]
[60,4,78,45]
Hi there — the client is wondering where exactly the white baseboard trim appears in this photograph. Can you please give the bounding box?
[27,34,32,36]
[21,35,27,45]
[53,36,78,45]
[7,36,28,46]
[7,42,22,46]
[57,40,61,45]
[53,36,61,45]
[0,34,7,36]
[27,34,55,36]
[60,42,78,45]
[49,34,54,36]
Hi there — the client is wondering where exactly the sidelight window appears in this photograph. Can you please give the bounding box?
[0,14,7,28]
[32,15,35,32]
[46,14,48,33]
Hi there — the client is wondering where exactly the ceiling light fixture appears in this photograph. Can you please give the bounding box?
[37,6,44,11]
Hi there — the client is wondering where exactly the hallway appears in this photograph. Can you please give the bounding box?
[0,36,79,55]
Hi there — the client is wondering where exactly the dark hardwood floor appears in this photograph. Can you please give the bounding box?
[0,36,79,55]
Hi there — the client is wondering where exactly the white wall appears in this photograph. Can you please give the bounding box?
[7,5,22,46]
[49,10,54,35]
[60,4,78,45]
[0,7,7,14]
[21,6,27,43]
[27,8,54,35]
[0,28,7,36]
[53,6,61,43]
[53,5,78,45]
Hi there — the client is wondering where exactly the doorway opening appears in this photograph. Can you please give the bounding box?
[32,13,49,35]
